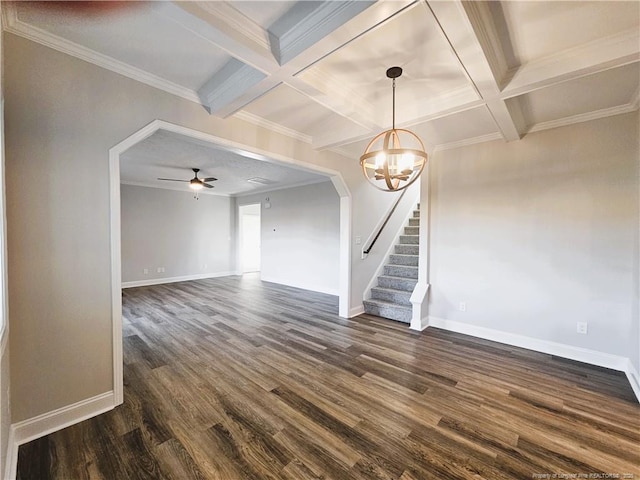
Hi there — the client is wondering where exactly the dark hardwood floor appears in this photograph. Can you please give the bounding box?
[17,274,640,479]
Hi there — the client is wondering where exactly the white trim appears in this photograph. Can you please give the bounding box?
[2,5,200,105]
[428,316,632,373]
[6,391,115,479]
[234,111,312,144]
[120,181,230,197]
[5,427,16,480]
[122,272,235,289]
[338,195,351,318]
[349,305,365,318]
[434,132,504,152]
[232,177,330,198]
[526,103,638,134]
[625,360,640,403]
[409,283,430,332]
[196,1,270,52]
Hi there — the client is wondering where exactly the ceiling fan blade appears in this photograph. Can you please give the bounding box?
[157,178,189,182]
[202,183,214,189]
[202,177,218,182]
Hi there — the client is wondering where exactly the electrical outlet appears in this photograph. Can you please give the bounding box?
[459,302,466,312]
[355,236,361,245]
[143,268,149,275]
[576,322,588,334]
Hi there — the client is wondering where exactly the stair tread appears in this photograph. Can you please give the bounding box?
[371,286,412,295]
[379,274,418,280]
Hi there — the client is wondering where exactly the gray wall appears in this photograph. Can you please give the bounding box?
[428,112,639,367]
[236,181,340,295]
[4,33,403,422]
[121,185,233,284]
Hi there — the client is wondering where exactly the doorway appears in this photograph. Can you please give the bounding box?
[239,203,261,273]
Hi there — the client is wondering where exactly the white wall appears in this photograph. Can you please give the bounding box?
[428,112,639,369]
[236,181,341,295]
[120,185,233,285]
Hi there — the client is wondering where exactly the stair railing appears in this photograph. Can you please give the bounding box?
[362,188,407,256]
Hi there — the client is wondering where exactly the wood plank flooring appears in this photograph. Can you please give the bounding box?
[17,274,640,479]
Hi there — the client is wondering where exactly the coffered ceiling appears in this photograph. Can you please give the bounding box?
[4,1,638,194]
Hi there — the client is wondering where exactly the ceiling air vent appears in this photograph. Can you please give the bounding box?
[247,177,276,185]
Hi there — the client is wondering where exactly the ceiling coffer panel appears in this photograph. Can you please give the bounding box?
[299,2,475,127]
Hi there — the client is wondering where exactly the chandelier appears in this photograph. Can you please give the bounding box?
[359,67,428,192]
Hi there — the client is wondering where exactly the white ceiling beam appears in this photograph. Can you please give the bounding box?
[428,0,521,141]
[156,1,277,73]
[503,28,640,98]
[198,59,267,114]
[159,0,411,127]
[268,0,375,66]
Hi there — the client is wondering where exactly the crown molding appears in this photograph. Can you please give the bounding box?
[120,181,230,197]
[434,132,504,152]
[234,110,312,144]
[196,1,270,52]
[231,176,330,198]
[526,103,638,135]
[504,28,640,98]
[3,3,201,104]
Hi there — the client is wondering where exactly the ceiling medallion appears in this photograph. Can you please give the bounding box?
[359,67,428,192]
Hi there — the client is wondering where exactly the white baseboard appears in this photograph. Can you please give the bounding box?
[427,316,639,403]
[122,271,234,289]
[6,391,115,479]
[427,316,629,371]
[349,305,365,318]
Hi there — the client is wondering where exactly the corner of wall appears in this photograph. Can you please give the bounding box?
[625,359,640,404]
[5,390,116,478]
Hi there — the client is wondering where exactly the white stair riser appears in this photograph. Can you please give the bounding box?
[389,254,419,266]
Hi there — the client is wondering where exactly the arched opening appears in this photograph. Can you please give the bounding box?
[109,119,351,404]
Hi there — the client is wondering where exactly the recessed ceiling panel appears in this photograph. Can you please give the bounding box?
[15,2,232,91]
[337,106,500,158]
[120,130,329,196]
[498,1,640,66]
[299,3,474,125]
[515,63,640,128]
[241,83,370,139]
[411,106,500,146]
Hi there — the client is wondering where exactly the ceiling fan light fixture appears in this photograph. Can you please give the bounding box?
[359,67,427,192]
[189,179,204,190]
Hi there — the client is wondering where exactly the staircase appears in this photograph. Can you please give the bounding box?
[363,205,419,323]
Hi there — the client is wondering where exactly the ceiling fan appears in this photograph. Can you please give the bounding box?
[157,168,217,191]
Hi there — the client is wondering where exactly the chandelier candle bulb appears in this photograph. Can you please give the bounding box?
[360,67,428,192]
